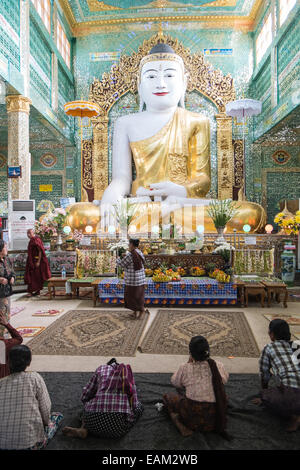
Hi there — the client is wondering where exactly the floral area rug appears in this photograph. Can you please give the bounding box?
[16,326,45,338]
[139,310,259,357]
[27,309,149,356]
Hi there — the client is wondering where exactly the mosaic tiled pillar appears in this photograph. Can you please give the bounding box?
[6,95,32,201]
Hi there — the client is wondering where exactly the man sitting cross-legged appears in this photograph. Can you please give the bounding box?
[253,319,300,432]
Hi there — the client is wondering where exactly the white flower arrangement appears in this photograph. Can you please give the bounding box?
[214,243,235,253]
[108,240,129,252]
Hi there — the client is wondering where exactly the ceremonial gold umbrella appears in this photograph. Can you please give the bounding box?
[64,100,100,201]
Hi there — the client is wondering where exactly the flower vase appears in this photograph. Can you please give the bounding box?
[281,242,296,285]
[215,226,226,246]
[120,224,128,240]
[56,230,63,251]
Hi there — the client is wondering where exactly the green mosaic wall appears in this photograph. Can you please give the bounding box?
[266,172,300,225]
[57,62,74,127]
[0,0,20,72]
[31,174,63,220]
[31,148,64,172]
[251,5,300,138]
[30,17,52,106]
[251,145,300,224]
[277,16,300,75]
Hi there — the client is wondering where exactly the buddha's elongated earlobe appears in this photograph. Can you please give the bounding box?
[179,94,185,108]
[138,83,145,112]
[139,98,145,112]
[179,72,188,108]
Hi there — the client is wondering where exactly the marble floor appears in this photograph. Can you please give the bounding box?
[9,291,300,374]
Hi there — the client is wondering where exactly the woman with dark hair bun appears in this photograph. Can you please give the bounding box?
[254,319,300,432]
[0,345,63,449]
[163,336,229,438]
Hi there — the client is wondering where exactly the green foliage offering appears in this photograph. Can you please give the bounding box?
[205,262,216,274]
[207,200,238,228]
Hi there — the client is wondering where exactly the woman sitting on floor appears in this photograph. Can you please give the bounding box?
[253,319,300,432]
[62,358,143,439]
[0,345,63,450]
[163,336,229,438]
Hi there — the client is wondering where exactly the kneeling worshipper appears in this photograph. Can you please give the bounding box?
[0,311,23,378]
[253,319,300,432]
[0,345,63,450]
[62,358,143,439]
[163,336,229,438]
[24,228,51,297]
[116,238,148,319]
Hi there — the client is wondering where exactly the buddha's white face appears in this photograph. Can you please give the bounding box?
[139,60,186,112]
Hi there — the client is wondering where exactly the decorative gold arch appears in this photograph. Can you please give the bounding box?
[84,33,236,201]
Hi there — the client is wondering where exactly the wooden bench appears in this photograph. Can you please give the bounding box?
[260,280,288,308]
[47,277,70,299]
[244,282,265,308]
[69,278,97,299]
[92,279,100,307]
[234,279,245,307]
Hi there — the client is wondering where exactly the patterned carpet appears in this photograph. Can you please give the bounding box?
[140,310,259,357]
[27,309,149,356]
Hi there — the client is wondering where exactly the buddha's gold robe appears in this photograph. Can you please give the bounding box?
[130,107,211,198]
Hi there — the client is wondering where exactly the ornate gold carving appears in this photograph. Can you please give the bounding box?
[202,0,237,6]
[92,116,109,199]
[216,113,234,200]
[233,139,244,188]
[73,16,254,36]
[82,140,93,190]
[131,0,191,7]
[87,0,121,11]
[90,33,235,115]
[58,0,76,28]
[6,95,31,114]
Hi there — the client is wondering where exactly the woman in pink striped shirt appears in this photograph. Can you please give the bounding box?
[163,336,229,438]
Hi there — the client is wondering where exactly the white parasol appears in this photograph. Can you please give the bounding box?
[226,99,262,198]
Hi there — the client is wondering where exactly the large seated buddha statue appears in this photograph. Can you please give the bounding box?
[99,43,266,234]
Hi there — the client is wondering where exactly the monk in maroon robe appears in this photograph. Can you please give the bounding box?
[24,229,51,296]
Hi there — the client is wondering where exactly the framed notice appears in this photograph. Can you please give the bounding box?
[7,166,21,178]
[39,184,53,192]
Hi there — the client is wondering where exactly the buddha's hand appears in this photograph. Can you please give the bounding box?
[100,201,115,227]
[138,182,187,198]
